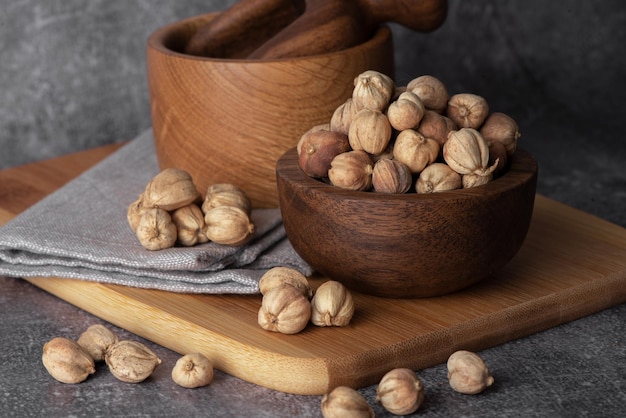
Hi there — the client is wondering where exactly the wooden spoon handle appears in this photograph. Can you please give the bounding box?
[185,0,305,58]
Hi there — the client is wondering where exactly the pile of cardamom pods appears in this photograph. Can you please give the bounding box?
[127,170,255,250]
[297,71,521,194]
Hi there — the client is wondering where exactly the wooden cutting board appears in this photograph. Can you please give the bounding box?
[1,144,625,395]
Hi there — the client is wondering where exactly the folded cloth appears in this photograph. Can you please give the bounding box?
[0,129,312,293]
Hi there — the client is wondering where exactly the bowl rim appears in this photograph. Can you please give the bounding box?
[276,146,538,203]
[146,13,393,64]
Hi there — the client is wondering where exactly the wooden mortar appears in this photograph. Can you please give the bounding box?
[146,13,394,208]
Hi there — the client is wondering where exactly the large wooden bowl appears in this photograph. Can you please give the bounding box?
[276,148,538,298]
[146,13,394,208]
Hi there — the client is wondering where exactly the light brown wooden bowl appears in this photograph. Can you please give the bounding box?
[146,13,394,208]
[276,148,538,298]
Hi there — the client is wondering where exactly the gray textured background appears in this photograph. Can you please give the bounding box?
[1,0,625,224]
[0,0,225,167]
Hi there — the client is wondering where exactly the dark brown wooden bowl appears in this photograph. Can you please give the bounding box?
[276,148,538,298]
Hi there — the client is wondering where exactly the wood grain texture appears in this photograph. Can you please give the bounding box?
[0,142,124,218]
[249,0,448,59]
[184,0,447,59]
[146,13,394,208]
[185,0,305,58]
[1,144,625,395]
[276,147,539,298]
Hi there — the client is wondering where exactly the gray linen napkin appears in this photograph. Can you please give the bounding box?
[0,129,312,293]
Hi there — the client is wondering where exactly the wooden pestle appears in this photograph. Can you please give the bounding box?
[185,0,305,58]
[185,0,447,60]
[249,0,448,59]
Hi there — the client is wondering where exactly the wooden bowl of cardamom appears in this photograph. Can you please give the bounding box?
[276,147,538,298]
[146,13,394,209]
